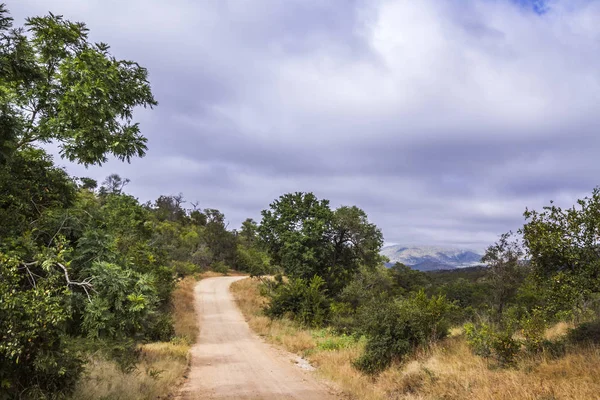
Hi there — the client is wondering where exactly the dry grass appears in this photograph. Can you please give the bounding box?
[172,275,200,344]
[71,342,189,400]
[231,277,600,400]
[71,272,231,400]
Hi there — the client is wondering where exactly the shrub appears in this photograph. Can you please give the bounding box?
[0,256,85,399]
[464,322,494,358]
[464,322,520,366]
[521,309,547,353]
[212,261,229,274]
[354,291,454,374]
[567,320,600,345]
[264,276,329,327]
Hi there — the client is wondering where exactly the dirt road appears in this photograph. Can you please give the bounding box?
[179,276,338,400]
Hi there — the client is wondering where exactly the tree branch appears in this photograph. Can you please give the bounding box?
[56,262,95,302]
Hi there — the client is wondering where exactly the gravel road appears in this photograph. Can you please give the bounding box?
[179,276,338,400]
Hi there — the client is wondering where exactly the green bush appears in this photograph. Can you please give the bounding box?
[464,322,494,358]
[81,262,159,341]
[0,256,85,399]
[212,261,230,274]
[464,322,520,366]
[567,320,600,345]
[353,291,454,374]
[264,276,329,327]
[520,309,547,353]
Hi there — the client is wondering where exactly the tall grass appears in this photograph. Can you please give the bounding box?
[231,277,600,400]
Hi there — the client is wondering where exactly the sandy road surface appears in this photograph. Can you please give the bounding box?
[179,276,339,400]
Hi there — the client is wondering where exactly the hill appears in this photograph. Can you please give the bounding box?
[381,245,483,271]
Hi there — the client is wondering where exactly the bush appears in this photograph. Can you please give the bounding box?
[567,320,600,345]
[212,261,229,274]
[464,322,520,366]
[520,309,547,353]
[353,291,454,374]
[264,276,329,327]
[0,257,85,399]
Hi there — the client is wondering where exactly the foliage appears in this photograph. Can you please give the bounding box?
[464,322,520,366]
[521,188,600,320]
[354,291,454,374]
[258,192,383,295]
[0,5,157,166]
[331,265,393,333]
[81,262,158,341]
[0,254,84,399]
[481,232,529,318]
[567,320,600,345]
[264,276,330,327]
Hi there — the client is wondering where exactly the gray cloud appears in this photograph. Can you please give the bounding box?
[10,0,600,251]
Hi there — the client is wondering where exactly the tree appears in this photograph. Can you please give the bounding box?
[258,192,334,281]
[258,193,384,295]
[481,232,527,317]
[99,173,130,196]
[521,189,600,320]
[328,206,384,294]
[239,218,258,245]
[151,194,187,222]
[389,262,431,295]
[0,5,157,166]
[0,5,157,397]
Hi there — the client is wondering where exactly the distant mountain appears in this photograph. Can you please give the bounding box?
[381,245,484,271]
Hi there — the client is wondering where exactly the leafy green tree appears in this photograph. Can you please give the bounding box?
[328,206,384,293]
[0,254,84,398]
[151,194,187,223]
[0,5,158,397]
[259,192,333,281]
[0,5,157,166]
[521,189,600,320]
[0,148,76,239]
[239,218,259,245]
[259,192,383,294]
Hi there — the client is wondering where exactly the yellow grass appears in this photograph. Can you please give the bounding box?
[231,277,600,400]
[71,342,189,400]
[172,276,201,344]
[71,272,238,400]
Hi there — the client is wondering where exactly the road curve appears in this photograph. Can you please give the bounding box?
[179,276,338,400]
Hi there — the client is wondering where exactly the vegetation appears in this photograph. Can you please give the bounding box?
[0,5,264,399]
[232,277,600,400]
[237,185,600,398]
[3,3,600,399]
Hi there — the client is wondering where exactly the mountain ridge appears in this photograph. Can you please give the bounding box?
[381,245,484,271]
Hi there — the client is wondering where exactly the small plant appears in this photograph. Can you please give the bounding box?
[317,334,355,351]
[464,322,494,358]
[521,309,547,353]
[464,322,520,366]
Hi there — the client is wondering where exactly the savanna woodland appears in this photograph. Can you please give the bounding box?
[2,4,600,400]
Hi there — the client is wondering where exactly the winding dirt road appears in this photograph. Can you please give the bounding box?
[179,276,338,400]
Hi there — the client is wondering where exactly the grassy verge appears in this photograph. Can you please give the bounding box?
[231,277,600,400]
[70,272,227,400]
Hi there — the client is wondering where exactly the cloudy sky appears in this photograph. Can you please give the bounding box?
[10,0,600,251]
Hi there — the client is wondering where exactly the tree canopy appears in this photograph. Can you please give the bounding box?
[0,4,157,166]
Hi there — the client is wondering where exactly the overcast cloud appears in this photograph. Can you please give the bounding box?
[10,0,600,251]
